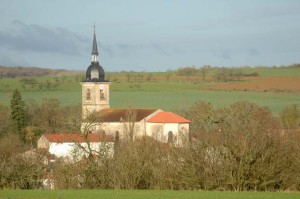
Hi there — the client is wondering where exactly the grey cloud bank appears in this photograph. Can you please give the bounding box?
[0,0,299,71]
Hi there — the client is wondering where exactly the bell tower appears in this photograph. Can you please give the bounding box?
[81,26,110,119]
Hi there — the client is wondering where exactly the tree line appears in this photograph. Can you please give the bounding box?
[0,90,299,191]
[0,89,81,143]
[1,63,299,84]
[0,66,82,78]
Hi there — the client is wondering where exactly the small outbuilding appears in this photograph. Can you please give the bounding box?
[37,133,114,161]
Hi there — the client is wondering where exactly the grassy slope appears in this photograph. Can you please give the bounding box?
[111,90,300,115]
[0,67,299,114]
[0,190,299,199]
[1,89,298,115]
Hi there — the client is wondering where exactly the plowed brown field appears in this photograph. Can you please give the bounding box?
[210,77,300,92]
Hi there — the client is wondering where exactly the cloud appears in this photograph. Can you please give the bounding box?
[221,50,231,60]
[0,20,88,55]
[0,52,30,66]
[0,53,17,66]
[103,42,169,58]
[248,48,260,56]
[100,45,115,58]
[150,42,168,55]
[115,43,140,56]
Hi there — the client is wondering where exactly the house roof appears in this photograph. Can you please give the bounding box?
[147,112,190,123]
[41,133,114,143]
[98,108,159,122]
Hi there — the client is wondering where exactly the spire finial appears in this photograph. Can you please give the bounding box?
[93,22,96,34]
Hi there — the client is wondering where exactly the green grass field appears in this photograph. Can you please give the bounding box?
[0,190,299,199]
[110,90,300,115]
[0,89,299,115]
[0,67,299,115]
[236,67,300,77]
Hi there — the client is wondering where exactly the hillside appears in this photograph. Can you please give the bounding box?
[0,65,83,78]
[0,65,299,115]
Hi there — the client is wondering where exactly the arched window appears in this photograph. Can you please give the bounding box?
[86,89,91,100]
[168,131,174,144]
[115,131,120,143]
[100,90,105,100]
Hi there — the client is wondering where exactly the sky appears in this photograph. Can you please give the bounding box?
[0,0,299,72]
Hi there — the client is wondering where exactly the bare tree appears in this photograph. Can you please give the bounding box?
[280,104,300,130]
[201,65,210,81]
[0,134,44,189]
[122,107,137,142]
[0,104,11,137]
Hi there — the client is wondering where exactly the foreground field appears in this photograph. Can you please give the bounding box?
[0,190,299,199]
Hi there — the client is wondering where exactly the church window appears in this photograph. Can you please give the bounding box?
[86,89,91,100]
[168,131,174,144]
[100,90,105,100]
[115,131,120,142]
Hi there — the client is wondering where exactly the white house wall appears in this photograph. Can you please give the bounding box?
[48,142,113,161]
[48,142,74,160]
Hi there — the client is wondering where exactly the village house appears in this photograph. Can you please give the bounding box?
[37,133,114,161]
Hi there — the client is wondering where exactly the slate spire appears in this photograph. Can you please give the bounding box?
[92,26,98,55]
[84,25,106,82]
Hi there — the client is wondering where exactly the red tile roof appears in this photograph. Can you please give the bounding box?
[98,108,159,122]
[147,112,190,123]
[42,133,114,143]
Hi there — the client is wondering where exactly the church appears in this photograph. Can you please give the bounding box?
[80,28,190,146]
[37,29,190,160]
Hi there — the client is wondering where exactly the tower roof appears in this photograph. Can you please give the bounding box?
[92,30,98,55]
[83,26,107,82]
[84,62,106,82]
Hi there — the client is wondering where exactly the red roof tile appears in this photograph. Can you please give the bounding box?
[98,108,159,122]
[147,112,190,123]
[42,133,114,143]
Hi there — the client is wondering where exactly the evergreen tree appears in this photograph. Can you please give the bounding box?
[10,89,27,138]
